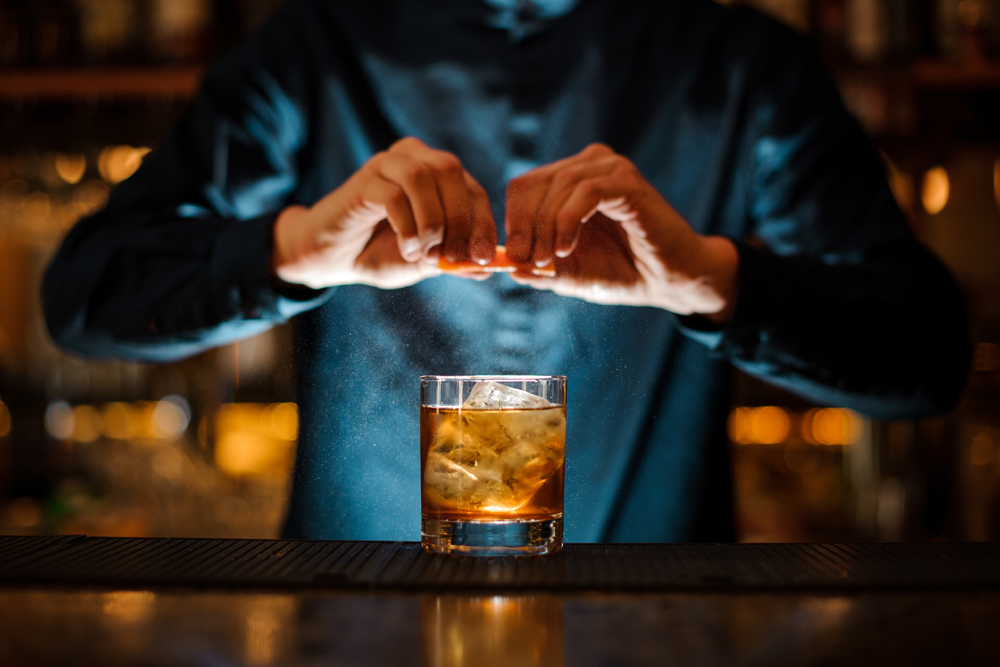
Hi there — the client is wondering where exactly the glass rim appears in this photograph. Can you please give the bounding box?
[420,374,566,384]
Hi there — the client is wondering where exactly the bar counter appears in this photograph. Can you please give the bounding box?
[2,536,1000,665]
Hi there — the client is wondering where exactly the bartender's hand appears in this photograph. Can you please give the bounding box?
[272,137,496,289]
[504,144,739,323]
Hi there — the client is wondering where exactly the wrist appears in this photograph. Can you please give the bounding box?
[692,235,739,324]
[271,205,312,285]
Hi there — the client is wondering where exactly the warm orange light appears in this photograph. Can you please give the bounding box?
[101,402,131,440]
[0,401,11,438]
[127,401,156,441]
[1,179,28,210]
[269,403,298,441]
[921,166,949,215]
[99,145,151,185]
[72,405,102,443]
[102,591,156,625]
[750,406,790,445]
[807,408,862,446]
[214,403,296,477]
[728,407,752,444]
[994,159,1000,213]
[23,191,51,220]
[74,180,110,215]
[54,153,87,185]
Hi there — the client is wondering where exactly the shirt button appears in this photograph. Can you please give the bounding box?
[146,317,162,335]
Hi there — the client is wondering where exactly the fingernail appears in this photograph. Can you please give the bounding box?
[402,237,422,260]
[535,258,550,268]
[556,248,571,258]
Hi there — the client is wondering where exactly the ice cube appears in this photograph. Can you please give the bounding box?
[423,412,519,511]
[461,381,553,410]
[423,407,566,513]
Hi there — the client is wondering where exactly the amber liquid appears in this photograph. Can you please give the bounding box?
[420,405,566,522]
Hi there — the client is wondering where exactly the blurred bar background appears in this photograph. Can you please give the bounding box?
[0,0,997,542]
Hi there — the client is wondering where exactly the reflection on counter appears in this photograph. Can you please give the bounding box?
[422,596,564,667]
[2,589,1000,666]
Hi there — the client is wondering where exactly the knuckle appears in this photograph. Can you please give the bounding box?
[386,184,406,206]
[390,136,423,153]
[584,142,613,157]
[613,155,637,175]
[402,161,431,184]
[365,151,389,169]
[433,153,463,175]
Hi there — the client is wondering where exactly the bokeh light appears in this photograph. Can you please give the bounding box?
[152,395,191,439]
[101,402,131,440]
[728,406,752,445]
[268,403,298,441]
[215,403,297,477]
[802,408,863,446]
[72,405,102,443]
[750,406,790,445]
[98,145,151,184]
[921,166,949,215]
[44,400,75,440]
[54,153,87,184]
[74,180,110,215]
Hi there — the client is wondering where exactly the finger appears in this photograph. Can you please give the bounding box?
[392,143,473,262]
[359,175,421,261]
[531,156,621,266]
[355,219,442,286]
[505,144,616,264]
[504,168,552,264]
[427,152,473,263]
[376,153,447,256]
[555,178,633,256]
[464,172,497,265]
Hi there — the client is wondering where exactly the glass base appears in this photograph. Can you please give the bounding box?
[422,516,563,556]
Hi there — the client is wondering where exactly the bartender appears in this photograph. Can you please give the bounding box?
[43,0,969,542]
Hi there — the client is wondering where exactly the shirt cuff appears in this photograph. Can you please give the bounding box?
[671,239,791,361]
[211,213,332,323]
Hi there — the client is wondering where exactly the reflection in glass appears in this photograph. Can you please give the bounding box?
[422,595,564,667]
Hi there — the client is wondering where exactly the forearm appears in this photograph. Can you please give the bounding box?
[44,209,329,362]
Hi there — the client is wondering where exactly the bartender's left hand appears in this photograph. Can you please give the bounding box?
[504,144,739,324]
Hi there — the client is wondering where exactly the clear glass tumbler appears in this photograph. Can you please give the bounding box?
[420,375,567,556]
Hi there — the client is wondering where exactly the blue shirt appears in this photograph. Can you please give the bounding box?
[44,0,969,542]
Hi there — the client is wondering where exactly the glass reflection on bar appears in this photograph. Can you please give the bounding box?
[422,595,564,667]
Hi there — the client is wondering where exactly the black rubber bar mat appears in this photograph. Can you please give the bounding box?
[2,537,999,592]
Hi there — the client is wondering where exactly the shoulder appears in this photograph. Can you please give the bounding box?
[625,0,823,92]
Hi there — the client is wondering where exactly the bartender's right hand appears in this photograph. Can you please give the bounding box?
[271,137,497,289]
